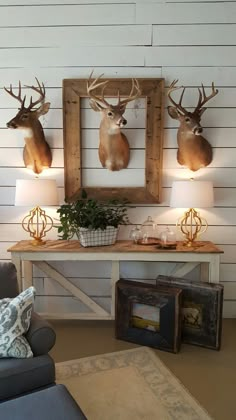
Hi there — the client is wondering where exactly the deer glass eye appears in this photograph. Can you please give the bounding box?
[21,114,28,120]
[185,117,190,122]
[107,111,113,117]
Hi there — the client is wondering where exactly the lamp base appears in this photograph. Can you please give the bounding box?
[177,208,208,245]
[22,206,53,245]
[183,240,201,248]
[31,238,47,246]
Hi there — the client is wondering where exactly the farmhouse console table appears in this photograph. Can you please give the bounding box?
[8,240,223,320]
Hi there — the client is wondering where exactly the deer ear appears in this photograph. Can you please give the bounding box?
[167,106,180,119]
[36,102,50,117]
[89,99,104,112]
[198,107,207,117]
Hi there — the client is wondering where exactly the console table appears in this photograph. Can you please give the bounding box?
[8,240,223,320]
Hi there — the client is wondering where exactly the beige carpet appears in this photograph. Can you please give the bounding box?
[56,347,212,420]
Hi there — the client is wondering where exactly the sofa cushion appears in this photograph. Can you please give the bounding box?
[0,384,86,419]
[0,287,35,358]
[0,354,55,400]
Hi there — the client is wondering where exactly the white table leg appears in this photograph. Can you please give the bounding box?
[200,263,209,282]
[209,255,220,283]
[111,261,120,318]
[23,261,33,290]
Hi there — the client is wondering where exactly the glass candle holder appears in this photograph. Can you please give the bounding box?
[140,216,158,244]
[129,226,142,244]
[160,226,177,248]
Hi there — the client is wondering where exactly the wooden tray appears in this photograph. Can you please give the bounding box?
[136,238,160,246]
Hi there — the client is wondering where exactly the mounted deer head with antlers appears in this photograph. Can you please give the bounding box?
[86,74,141,171]
[4,78,52,174]
[167,80,218,172]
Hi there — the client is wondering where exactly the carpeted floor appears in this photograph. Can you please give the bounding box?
[56,347,211,420]
[50,319,236,420]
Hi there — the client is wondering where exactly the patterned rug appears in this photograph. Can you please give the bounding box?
[56,347,212,420]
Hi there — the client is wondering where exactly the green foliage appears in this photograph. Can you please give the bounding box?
[56,190,130,240]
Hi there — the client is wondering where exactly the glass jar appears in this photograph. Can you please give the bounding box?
[160,226,177,248]
[140,216,158,244]
[129,225,142,244]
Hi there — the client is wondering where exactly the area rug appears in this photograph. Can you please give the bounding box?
[56,347,212,420]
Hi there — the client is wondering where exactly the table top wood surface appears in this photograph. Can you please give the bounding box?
[8,240,223,254]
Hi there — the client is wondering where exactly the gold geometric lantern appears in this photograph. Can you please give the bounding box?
[15,179,59,246]
[170,179,214,247]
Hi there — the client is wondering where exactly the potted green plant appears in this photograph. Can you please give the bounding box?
[56,190,130,247]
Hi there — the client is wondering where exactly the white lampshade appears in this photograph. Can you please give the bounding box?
[170,180,214,209]
[15,179,59,206]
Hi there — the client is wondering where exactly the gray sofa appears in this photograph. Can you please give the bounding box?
[0,384,87,419]
[0,262,56,401]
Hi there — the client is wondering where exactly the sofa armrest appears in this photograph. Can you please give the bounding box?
[25,312,56,356]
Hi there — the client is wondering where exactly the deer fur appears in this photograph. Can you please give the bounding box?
[167,80,218,172]
[86,74,141,171]
[5,78,52,174]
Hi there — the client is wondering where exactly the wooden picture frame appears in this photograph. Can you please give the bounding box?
[156,275,224,350]
[115,279,182,353]
[63,78,164,203]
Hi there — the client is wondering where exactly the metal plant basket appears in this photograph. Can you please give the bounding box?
[76,226,119,247]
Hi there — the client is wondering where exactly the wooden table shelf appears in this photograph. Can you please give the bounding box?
[8,240,223,320]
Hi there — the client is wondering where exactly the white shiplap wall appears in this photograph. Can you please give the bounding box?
[0,0,235,317]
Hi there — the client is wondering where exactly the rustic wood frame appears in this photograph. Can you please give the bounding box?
[156,275,224,350]
[115,279,182,353]
[63,78,164,203]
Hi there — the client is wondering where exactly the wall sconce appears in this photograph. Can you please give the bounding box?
[170,179,214,247]
[15,179,59,245]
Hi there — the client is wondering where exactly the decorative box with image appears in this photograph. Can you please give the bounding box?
[115,279,182,353]
[156,275,224,350]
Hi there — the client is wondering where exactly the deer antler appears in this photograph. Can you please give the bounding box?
[117,79,141,107]
[87,73,141,109]
[4,81,26,109]
[194,82,218,114]
[167,79,188,115]
[5,78,46,111]
[24,77,46,110]
[87,72,110,108]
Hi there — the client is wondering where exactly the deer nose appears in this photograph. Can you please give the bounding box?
[193,127,203,135]
[7,122,17,129]
[117,118,127,127]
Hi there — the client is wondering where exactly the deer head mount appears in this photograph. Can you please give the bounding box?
[4,78,52,174]
[167,80,218,172]
[86,73,141,171]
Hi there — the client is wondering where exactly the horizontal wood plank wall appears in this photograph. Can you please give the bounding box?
[0,0,235,317]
